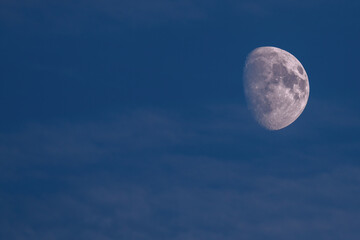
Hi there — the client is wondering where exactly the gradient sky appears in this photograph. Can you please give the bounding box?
[1,1,360,239]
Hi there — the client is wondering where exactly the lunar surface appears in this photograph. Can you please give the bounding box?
[243,46,310,130]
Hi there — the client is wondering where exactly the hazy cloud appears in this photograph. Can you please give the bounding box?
[1,101,360,239]
[0,0,348,32]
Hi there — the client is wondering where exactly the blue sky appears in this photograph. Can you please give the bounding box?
[1,0,360,239]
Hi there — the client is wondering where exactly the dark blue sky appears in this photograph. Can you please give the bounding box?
[1,1,360,239]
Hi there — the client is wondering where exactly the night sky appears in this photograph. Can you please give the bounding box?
[1,1,360,239]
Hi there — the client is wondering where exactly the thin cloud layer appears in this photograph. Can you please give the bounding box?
[1,102,360,239]
[0,0,346,31]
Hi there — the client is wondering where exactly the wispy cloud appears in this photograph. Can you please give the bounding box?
[2,156,360,239]
[1,99,359,164]
[0,0,214,33]
[1,101,360,239]
[1,0,347,32]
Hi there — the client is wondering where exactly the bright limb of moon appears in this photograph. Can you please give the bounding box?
[243,46,310,130]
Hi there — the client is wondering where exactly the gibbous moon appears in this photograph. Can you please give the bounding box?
[243,46,310,130]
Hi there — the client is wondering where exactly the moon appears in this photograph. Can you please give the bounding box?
[243,46,310,130]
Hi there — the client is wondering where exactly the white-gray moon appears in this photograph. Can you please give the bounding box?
[243,46,310,130]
